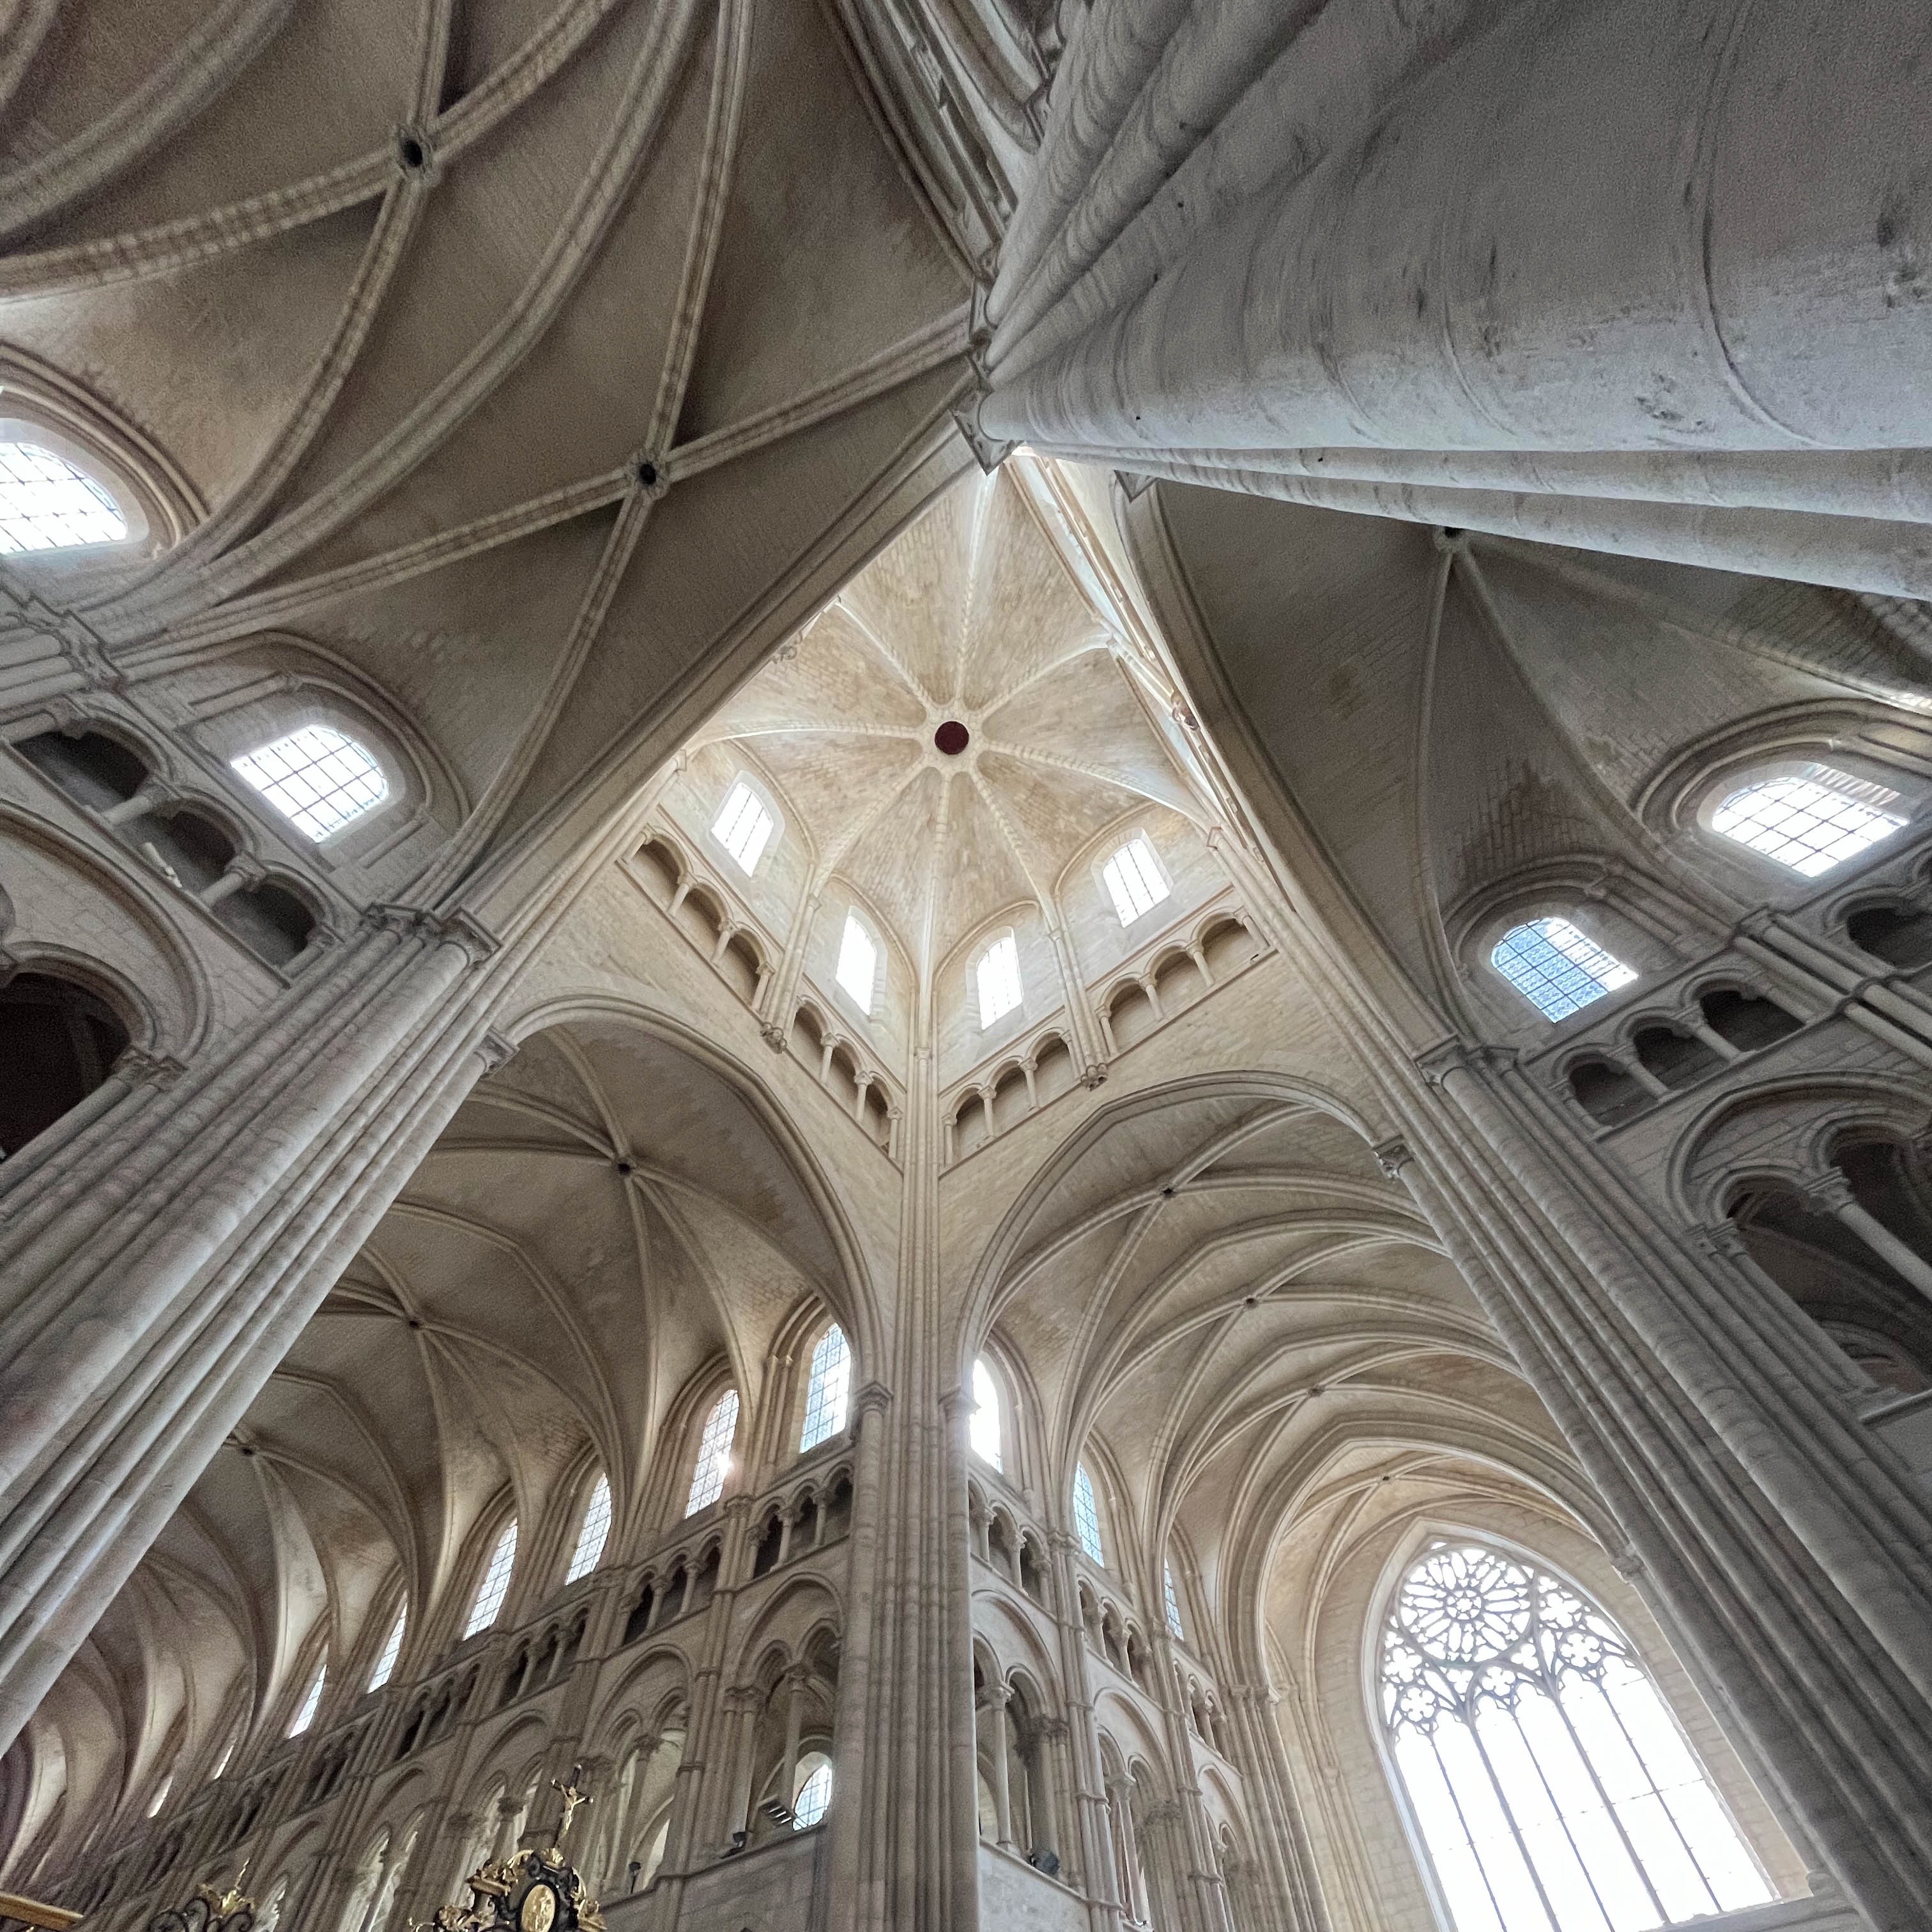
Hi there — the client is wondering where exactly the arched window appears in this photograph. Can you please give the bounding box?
[0,441,129,553]
[233,725,388,842]
[288,1662,326,1738]
[836,914,880,1013]
[210,1731,238,1781]
[792,1754,832,1829]
[567,1473,613,1582]
[1163,1561,1184,1639]
[686,1390,739,1515]
[464,1521,518,1636]
[975,932,1023,1029]
[1072,1463,1104,1565]
[1381,1542,1772,1932]
[367,1607,406,1691]
[1491,918,1637,1022]
[1710,763,1905,877]
[711,778,776,874]
[969,1358,1003,1471]
[800,1325,852,1452]
[1101,835,1170,925]
[146,1770,173,1818]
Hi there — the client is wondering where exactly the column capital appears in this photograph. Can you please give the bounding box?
[477,1029,518,1071]
[1371,1136,1413,1181]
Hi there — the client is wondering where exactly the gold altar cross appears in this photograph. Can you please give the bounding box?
[551,1766,592,1844]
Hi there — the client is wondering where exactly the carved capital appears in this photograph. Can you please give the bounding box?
[1079,1062,1107,1090]
[112,1045,188,1087]
[760,1022,787,1052]
[478,1029,518,1071]
[1371,1135,1412,1182]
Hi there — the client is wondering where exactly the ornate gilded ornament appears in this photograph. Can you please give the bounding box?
[517,1885,555,1932]
[403,1774,604,1932]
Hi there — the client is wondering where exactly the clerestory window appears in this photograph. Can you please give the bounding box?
[800,1324,852,1452]
[1710,764,1905,878]
[0,441,128,553]
[1380,1541,1772,1932]
[464,1520,518,1636]
[288,1662,326,1738]
[969,1358,1003,1472]
[1102,835,1170,926]
[712,779,775,875]
[1072,1462,1104,1565]
[1491,918,1637,1022]
[836,914,879,1013]
[975,932,1022,1029]
[233,726,388,842]
[1163,1561,1184,1639]
[793,1756,832,1829]
[686,1389,739,1515]
[566,1473,612,1582]
[367,1608,406,1691]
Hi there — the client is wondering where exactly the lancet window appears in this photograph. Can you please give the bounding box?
[793,1756,832,1828]
[1072,1462,1104,1565]
[288,1662,326,1738]
[367,1607,406,1690]
[686,1390,739,1515]
[1163,1561,1184,1639]
[711,779,775,874]
[464,1520,518,1636]
[801,1324,852,1451]
[836,914,879,1013]
[975,932,1023,1028]
[1380,1542,1772,1932]
[969,1358,1004,1471]
[1102,834,1170,925]
[1491,918,1637,1022]
[567,1473,613,1581]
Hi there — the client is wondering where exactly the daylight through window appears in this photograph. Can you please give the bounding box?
[1073,1462,1104,1565]
[146,1772,172,1818]
[686,1389,739,1515]
[1381,1542,1772,1932]
[1164,1561,1184,1639]
[836,914,878,1013]
[0,442,128,553]
[793,1758,832,1829]
[712,780,775,874]
[367,1609,406,1691]
[1103,836,1170,925]
[566,1473,612,1583]
[969,1358,1002,1471]
[288,1663,326,1738]
[1710,767,1904,877]
[1491,918,1637,1022]
[233,726,388,842]
[801,1324,852,1451]
[464,1520,518,1637]
[976,933,1022,1029]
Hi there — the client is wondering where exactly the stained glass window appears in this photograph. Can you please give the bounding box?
[686,1389,739,1515]
[1102,836,1169,924]
[566,1473,612,1582]
[1380,1542,1773,1932]
[969,1358,1002,1471]
[0,442,128,553]
[800,1325,852,1451]
[233,726,388,841]
[367,1608,406,1691]
[464,1520,518,1636]
[1710,767,1903,877]
[1491,919,1637,1022]
[1073,1462,1104,1565]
